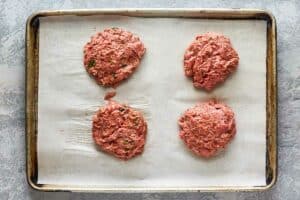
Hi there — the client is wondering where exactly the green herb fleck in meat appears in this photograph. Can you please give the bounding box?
[88,59,96,68]
[123,139,129,144]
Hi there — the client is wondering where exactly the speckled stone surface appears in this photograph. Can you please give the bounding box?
[0,0,299,199]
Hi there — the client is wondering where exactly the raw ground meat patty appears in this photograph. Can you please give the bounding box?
[178,100,236,158]
[92,101,147,160]
[184,32,239,91]
[84,28,146,87]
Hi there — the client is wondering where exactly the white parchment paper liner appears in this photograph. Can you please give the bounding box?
[38,15,266,187]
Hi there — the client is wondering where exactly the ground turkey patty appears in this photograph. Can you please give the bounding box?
[184,32,239,91]
[178,100,236,158]
[84,28,146,87]
[92,101,147,160]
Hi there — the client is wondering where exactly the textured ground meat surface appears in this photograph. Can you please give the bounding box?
[104,90,116,100]
[178,100,236,158]
[84,28,146,87]
[92,101,147,160]
[184,32,239,91]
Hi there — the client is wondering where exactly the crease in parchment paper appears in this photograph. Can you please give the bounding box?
[37,15,267,187]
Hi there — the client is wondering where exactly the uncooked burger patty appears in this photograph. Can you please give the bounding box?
[92,101,147,160]
[84,28,146,87]
[178,100,236,158]
[184,32,239,91]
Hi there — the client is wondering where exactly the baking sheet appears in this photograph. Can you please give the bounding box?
[37,15,267,187]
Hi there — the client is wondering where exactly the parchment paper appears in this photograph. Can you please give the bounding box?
[38,15,266,187]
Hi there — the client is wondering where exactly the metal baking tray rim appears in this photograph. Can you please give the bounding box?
[25,8,277,193]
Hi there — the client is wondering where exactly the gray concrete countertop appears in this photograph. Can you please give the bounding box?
[0,0,299,199]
